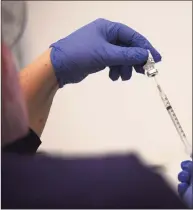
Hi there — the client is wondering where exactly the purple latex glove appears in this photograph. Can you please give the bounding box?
[178,160,193,208]
[50,18,161,88]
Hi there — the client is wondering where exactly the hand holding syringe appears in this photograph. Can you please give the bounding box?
[143,51,192,158]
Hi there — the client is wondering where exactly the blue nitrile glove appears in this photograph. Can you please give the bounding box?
[50,18,161,88]
[178,160,193,208]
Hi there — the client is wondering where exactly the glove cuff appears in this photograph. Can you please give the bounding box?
[49,46,65,88]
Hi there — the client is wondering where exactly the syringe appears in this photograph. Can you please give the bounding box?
[154,77,192,157]
[143,51,192,157]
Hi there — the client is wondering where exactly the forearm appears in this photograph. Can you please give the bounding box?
[19,49,59,137]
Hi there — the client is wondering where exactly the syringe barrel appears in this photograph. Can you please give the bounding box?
[166,107,191,154]
[157,84,192,156]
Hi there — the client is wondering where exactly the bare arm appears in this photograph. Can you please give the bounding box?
[19,49,59,137]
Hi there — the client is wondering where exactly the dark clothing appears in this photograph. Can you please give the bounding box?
[2,129,41,154]
[2,129,186,209]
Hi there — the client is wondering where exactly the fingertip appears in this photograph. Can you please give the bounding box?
[148,47,162,63]
[178,171,190,182]
[153,53,162,63]
[134,65,145,74]
[181,160,192,170]
[120,66,133,81]
[156,53,162,62]
[109,66,120,81]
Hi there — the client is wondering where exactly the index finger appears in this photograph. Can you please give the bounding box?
[112,22,162,63]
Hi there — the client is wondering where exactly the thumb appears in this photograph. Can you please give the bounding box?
[105,44,148,66]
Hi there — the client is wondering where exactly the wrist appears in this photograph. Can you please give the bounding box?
[49,46,67,88]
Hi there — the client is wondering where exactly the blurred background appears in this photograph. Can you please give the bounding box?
[2,1,192,191]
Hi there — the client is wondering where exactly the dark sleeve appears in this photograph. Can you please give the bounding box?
[2,129,41,154]
[1,153,186,209]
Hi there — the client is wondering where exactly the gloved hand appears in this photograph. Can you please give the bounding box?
[178,160,193,208]
[50,18,161,88]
